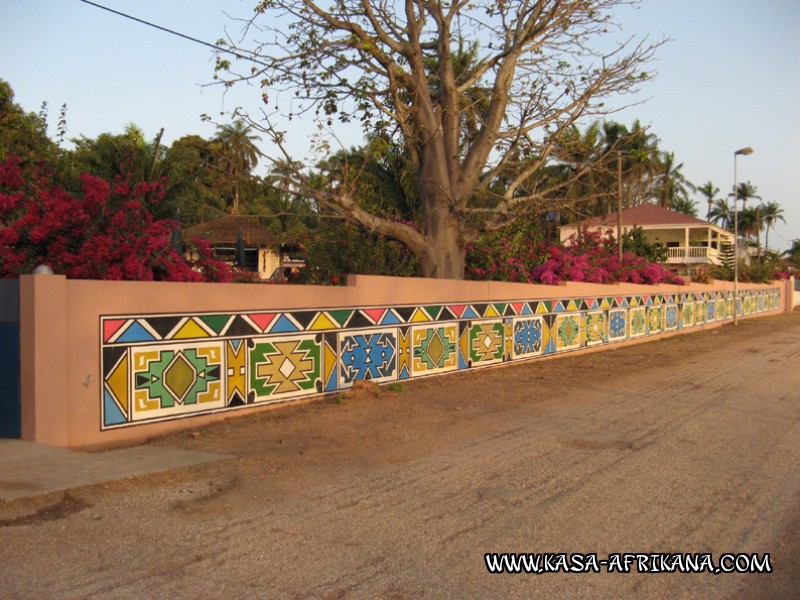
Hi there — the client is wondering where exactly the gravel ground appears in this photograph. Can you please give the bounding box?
[2,311,799,599]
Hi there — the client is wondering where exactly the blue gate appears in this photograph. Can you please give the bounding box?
[0,323,21,437]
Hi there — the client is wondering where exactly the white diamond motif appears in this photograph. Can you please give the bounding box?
[279,357,296,379]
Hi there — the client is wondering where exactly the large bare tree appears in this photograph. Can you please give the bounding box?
[222,0,663,279]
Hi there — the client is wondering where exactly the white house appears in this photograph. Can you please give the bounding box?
[559,204,735,267]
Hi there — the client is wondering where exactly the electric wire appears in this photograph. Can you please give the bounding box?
[77,0,270,68]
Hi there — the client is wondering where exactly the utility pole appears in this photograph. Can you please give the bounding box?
[617,150,623,263]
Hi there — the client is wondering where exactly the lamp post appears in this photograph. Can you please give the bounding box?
[733,146,754,325]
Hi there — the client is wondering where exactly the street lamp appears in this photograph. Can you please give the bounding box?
[733,146,754,325]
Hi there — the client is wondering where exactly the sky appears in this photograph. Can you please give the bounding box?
[1,0,799,251]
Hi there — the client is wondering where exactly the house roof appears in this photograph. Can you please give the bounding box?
[183,215,275,247]
[570,204,714,229]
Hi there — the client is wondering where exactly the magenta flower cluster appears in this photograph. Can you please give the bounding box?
[0,157,232,282]
[466,227,683,286]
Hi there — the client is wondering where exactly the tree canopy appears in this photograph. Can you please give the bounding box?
[218,0,664,278]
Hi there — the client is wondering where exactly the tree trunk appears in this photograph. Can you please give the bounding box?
[231,180,240,215]
[421,206,465,279]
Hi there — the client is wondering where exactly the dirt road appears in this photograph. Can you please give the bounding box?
[2,311,800,599]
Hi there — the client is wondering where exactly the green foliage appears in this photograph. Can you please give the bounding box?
[691,267,713,284]
[760,200,785,251]
[718,241,735,272]
[0,79,59,167]
[709,199,733,230]
[320,134,420,222]
[697,181,720,221]
[550,120,695,221]
[739,254,783,284]
[299,221,422,284]
[465,216,549,282]
[710,243,782,284]
[160,134,226,223]
[708,242,735,281]
[621,226,667,263]
[783,239,800,268]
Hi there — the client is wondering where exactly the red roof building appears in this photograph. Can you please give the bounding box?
[559,204,735,268]
[183,216,304,280]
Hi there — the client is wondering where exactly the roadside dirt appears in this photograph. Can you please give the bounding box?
[142,310,800,501]
[6,312,797,514]
[2,310,799,599]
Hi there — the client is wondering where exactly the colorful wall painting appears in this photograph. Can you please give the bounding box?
[101,287,782,429]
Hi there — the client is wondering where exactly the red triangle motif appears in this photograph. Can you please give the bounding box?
[103,319,128,343]
[511,302,525,315]
[362,308,387,324]
[448,304,466,318]
[248,313,277,332]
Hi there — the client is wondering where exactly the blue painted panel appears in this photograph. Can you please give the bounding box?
[0,323,21,437]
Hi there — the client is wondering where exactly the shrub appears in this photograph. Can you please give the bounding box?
[299,220,421,284]
[0,156,231,281]
[466,226,681,285]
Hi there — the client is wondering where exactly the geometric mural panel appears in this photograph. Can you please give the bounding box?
[338,328,397,387]
[629,307,646,338]
[664,304,678,331]
[410,324,458,377]
[469,320,505,365]
[555,314,581,351]
[681,302,694,329]
[716,299,727,321]
[129,342,225,423]
[584,311,606,346]
[511,316,544,359]
[647,306,663,334]
[608,309,627,341]
[226,339,246,406]
[249,335,321,401]
[694,301,706,325]
[100,285,783,429]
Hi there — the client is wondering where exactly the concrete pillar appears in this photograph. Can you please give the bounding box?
[20,274,70,447]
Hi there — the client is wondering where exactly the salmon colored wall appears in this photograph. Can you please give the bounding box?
[15,273,784,450]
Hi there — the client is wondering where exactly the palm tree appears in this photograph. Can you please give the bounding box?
[655,151,695,212]
[212,120,262,214]
[760,201,785,251]
[72,123,165,185]
[731,180,761,207]
[784,239,800,268]
[603,120,661,207]
[737,206,762,247]
[697,181,720,222]
[729,180,761,249]
[553,122,608,217]
[709,198,733,230]
[670,196,698,217]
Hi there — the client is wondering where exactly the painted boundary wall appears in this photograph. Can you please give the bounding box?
[14,274,791,449]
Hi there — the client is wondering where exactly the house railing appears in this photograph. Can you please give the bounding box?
[666,246,720,264]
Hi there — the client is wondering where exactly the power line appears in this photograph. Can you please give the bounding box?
[77,0,270,68]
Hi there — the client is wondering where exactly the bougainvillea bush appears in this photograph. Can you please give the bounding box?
[466,226,683,286]
[0,157,231,281]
